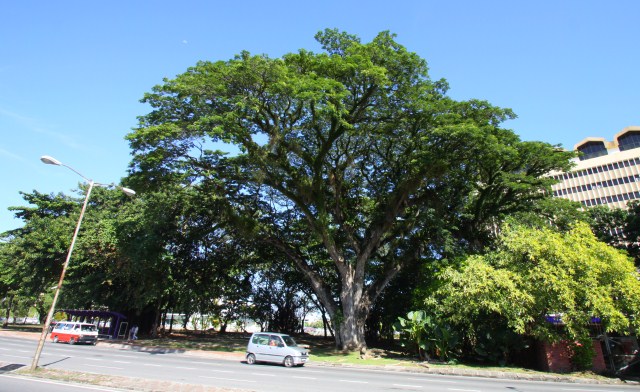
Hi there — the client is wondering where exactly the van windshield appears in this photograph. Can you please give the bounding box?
[282,335,297,347]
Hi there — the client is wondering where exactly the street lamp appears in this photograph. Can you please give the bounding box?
[31,156,135,370]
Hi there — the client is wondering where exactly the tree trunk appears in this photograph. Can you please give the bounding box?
[321,309,332,338]
[336,312,366,351]
[334,277,369,351]
[3,295,13,328]
[160,311,167,335]
[150,306,161,338]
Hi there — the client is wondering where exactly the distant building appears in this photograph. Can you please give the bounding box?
[550,126,640,209]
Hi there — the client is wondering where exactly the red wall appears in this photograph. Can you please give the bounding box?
[537,340,606,373]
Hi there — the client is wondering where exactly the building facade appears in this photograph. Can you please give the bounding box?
[550,126,640,209]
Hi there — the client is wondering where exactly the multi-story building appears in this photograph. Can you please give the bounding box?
[550,126,640,209]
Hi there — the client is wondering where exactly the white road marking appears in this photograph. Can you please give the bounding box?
[409,378,456,383]
[187,361,214,365]
[339,380,369,384]
[113,361,131,364]
[109,354,138,359]
[292,376,317,380]
[448,389,481,392]
[0,348,30,353]
[251,373,276,376]
[0,354,31,359]
[394,385,423,389]
[142,363,162,367]
[199,376,256,383]
[85,364,124,370]
[175,366,196,370]
[208,369,234,373]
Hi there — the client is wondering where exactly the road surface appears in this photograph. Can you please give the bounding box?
[0,334,635,392]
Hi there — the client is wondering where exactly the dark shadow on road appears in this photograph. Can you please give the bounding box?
[41,356,72,367]
[0,364,25,373]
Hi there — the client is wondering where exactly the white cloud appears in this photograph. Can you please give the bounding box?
[0,146,28,163]
[0,107,85,150]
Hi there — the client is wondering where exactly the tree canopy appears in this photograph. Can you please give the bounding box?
[428,222,640,352]
[126,29,574,349]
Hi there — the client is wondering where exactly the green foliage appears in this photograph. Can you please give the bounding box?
[622,200,640,267]
[126,28,575,349]
[427,221,640,364]
[394,310,459,361]
[570,336,596,371]
[0,190,79,312]
[427,321,459,362]
[586,205,627,249]
[395,310,430,361]
[585,200,640,267]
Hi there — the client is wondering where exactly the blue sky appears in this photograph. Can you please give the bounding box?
[1,0,639,233]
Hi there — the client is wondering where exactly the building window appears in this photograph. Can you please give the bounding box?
[618,131,640,151]
[577,141,608,161]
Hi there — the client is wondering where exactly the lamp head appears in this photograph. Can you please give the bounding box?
[121,187,136,197]
[40,155,62,166]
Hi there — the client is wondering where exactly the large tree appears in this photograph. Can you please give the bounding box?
[127,29,573,349]
[0,191,81,322]
[0,186,164,325]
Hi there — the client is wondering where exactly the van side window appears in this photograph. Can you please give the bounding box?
[63,323,73,330]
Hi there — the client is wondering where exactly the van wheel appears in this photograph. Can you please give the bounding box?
[69,338,75,345]
[246,353,256,365]
[53,336,59,343]
[283,356,294,368]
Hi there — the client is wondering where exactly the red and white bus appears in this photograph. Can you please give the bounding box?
[50,321,98,345]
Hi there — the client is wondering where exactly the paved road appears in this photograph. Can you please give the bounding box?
[0,374,124,392]
[0,334,636,392]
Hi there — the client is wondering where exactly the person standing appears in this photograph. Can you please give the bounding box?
[129,324,138,341]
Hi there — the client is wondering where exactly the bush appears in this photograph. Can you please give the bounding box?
[570,339,595,371]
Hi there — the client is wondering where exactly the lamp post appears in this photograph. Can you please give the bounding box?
[31,156,135,370]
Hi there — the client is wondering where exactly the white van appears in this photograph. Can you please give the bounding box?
[246,332,308,367]
[50,321,98,345]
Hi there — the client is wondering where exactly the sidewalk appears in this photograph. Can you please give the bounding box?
[0,328,632,390]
